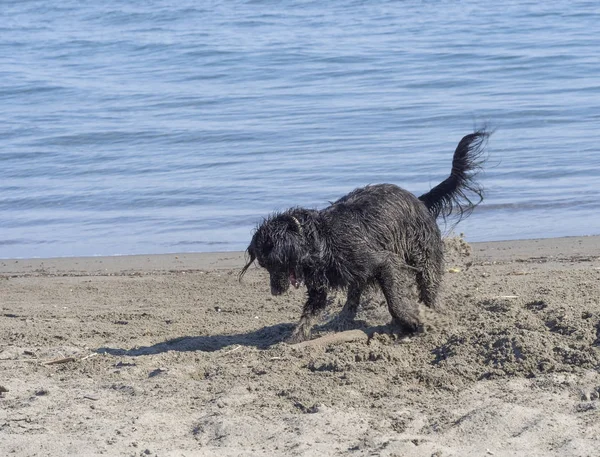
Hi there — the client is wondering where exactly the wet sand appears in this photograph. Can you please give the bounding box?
[1,236,599,456]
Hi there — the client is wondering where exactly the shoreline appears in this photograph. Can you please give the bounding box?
[2,234,599,276]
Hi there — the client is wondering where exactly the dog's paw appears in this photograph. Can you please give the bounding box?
[285,333,307,344]
[286,326,311,344]
[392,319,425,336]
[331,315,357,332]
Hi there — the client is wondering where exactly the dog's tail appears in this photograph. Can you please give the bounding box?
[418,129,489,222]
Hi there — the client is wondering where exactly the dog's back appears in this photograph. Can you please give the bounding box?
[312,183,442,295]
[323,183,439,255]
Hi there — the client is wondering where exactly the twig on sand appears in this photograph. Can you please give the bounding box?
[80,353,99,361]
[224,345,242,354]
[43,356,77,365]
[43,352,99,365]
[290,329,370,349]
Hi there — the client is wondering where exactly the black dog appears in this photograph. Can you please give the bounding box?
[241,130,489,342]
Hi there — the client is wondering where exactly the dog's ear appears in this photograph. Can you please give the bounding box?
[283,214,303,236]
[239,243,256,281]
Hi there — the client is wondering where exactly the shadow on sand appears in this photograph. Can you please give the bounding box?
[95,318,384,357]
[96,322,296,357]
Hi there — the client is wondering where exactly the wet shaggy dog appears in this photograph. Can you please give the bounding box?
[241,130,489,343]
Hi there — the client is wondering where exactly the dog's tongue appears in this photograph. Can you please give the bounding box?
[289,270,300,289]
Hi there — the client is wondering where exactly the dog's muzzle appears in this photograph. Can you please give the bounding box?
[270,272,289,295]
[269,269,303,295]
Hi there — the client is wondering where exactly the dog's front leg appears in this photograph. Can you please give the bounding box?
[287,287,328,343]
[333,284,362,331]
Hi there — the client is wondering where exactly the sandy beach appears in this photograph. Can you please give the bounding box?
[1,236,599,456]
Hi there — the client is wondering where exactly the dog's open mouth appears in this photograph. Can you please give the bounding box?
[289,269,303,289]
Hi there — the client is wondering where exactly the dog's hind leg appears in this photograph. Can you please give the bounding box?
[287,288,328,343]
[334,284,362,330]
[414,245,444,309]
[376,256,421,333]
[416,270,441,308]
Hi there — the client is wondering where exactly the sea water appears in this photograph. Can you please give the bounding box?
[1,0,599,258]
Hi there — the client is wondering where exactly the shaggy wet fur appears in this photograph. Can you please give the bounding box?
[241,130,489,342]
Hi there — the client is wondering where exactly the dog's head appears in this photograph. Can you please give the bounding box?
[240,212,310,295]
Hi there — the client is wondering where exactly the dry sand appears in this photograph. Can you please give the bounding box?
[1,236,599,456]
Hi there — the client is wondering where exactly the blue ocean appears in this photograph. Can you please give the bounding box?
[1,0,599,258]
